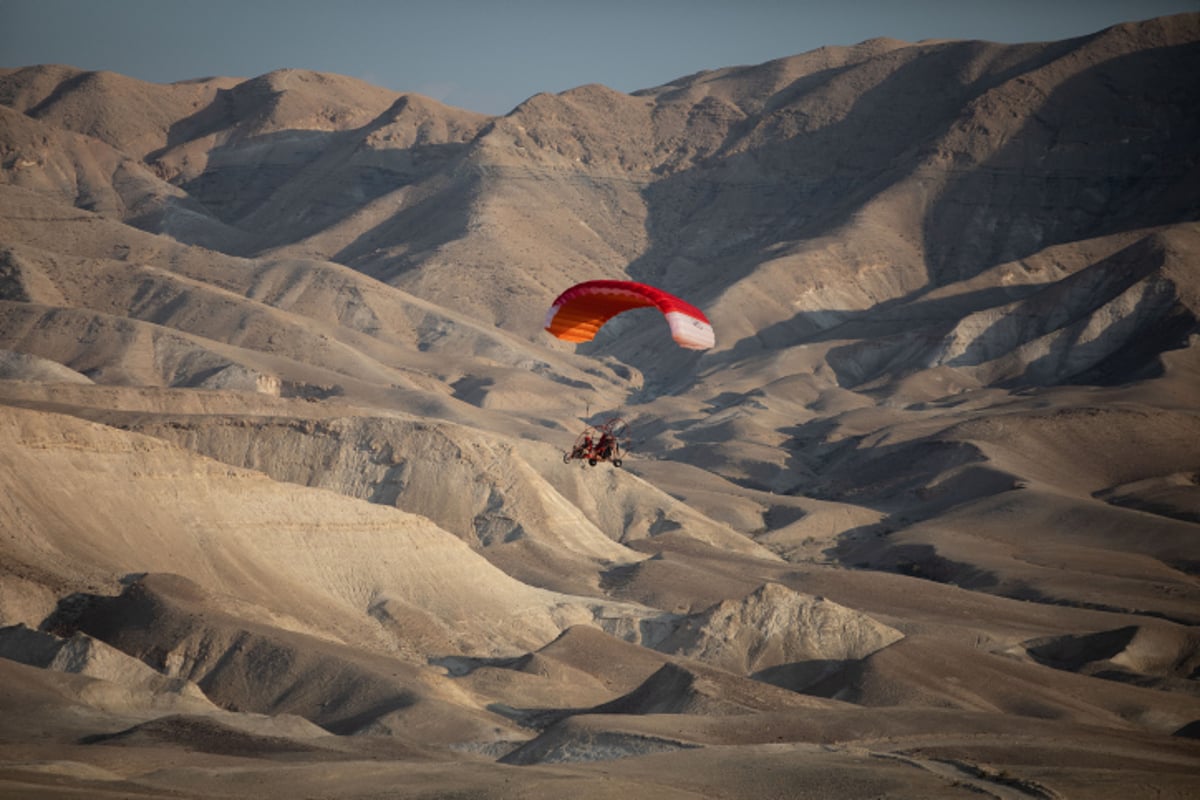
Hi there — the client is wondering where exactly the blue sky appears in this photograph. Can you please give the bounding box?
[3,0,1197,115]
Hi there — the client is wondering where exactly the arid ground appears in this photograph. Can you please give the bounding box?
[1,12,1199,799]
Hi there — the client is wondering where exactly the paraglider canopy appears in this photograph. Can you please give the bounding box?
[543,280,715,350]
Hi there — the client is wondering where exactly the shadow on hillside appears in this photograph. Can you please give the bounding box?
[707,282,1049,389]
[623,37,1083,308]
[931,235,1189,387]
[601,40,1098,391]
[924,41,1200,284]
[150,90,477,260]
[1025,626,1140,672]
[611,38,1198,396]
[24,70,97,119]
[1011,291,1187,388]
[714,233,1192,390]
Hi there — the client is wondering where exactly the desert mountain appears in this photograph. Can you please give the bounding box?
[1,12,1199,799]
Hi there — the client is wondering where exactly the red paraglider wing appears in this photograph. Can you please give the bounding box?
[543,280,715,350]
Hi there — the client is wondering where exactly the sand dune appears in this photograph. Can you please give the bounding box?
[2,12,1199,799]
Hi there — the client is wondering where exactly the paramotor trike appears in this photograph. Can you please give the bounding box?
[563,417,630,467]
